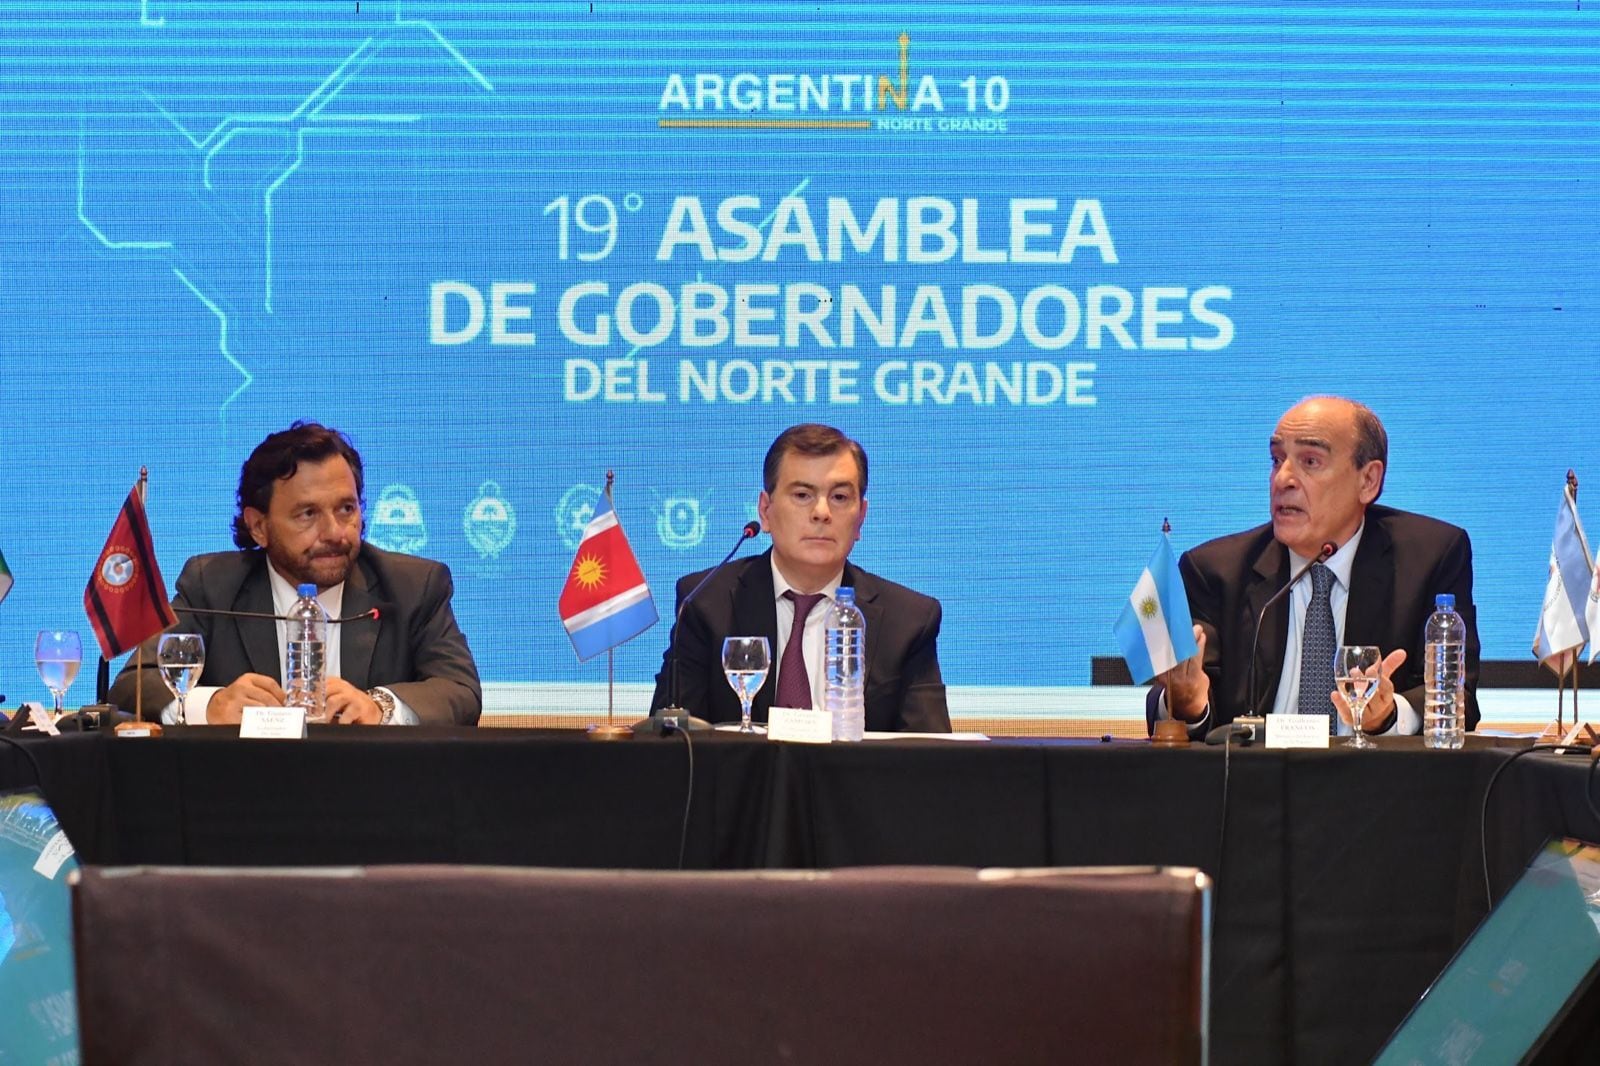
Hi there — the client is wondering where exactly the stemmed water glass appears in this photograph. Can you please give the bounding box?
[722,636,770,734]
[157,633,206,721]
[1337,645,1382,749]
[34,630,83,720]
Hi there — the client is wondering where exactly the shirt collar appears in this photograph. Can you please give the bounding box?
[1286,519,1364,592]
[265,560,346,621]
[770,555,844,605]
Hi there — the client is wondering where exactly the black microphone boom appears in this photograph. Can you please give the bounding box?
[1245,540,1337,716]
[643,521,761,732]
[173,603,389,625]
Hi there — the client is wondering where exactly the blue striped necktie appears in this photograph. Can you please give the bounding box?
[1297,563,1337,732]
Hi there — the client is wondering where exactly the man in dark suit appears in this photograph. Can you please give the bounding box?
[109,422,481,726]
[651,424,949,732]
[1149,397,1479,736]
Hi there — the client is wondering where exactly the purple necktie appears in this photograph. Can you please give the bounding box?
[776,592,824,708]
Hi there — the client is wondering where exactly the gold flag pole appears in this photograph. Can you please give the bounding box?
[116,468,163,737]
[589,470,633,741]
[1150,516,1192,748]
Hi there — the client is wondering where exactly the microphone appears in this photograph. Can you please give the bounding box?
[1246,540,1337,717]
[173,603,390,624]
[640,520,762,734]
[1205,721,1256,746]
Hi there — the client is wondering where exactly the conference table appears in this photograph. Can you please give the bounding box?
[3,727,1595,1065]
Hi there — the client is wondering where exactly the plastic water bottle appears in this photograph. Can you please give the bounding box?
[1424,593,1466,750]
[825,587,867,742]
[285,583,328,723]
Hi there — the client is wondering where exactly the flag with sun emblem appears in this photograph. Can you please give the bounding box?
[558,483,658,661]
[83,478,178,658]
[1112,532,1199,684]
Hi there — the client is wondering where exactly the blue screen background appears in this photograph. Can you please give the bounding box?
[2,2,1597,708]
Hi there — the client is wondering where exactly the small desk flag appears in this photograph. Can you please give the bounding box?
[1534,478,1593,669]
[558,484,658,661]
[84,480,177,658]
[0,548,12,606]
[1588,561,1600,665]
[1113,532,1199,684]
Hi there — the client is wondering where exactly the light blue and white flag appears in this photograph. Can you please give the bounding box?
[1113,533,1199,684]
[1533,479,1593,668]
[1588,558,1600,665]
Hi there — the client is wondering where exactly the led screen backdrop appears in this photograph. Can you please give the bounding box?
[2,2,1597,712]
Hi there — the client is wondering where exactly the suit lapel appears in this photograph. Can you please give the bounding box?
[1344,518,1393,649]
[235,560,281,682]
[732,554,781,717]
[1245,539,1291,714]
[340,556,379,688]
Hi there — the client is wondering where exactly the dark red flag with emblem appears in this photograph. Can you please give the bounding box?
[83,478,177,658]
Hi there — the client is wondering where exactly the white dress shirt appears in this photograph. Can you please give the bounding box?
[770,558,844,711]
[170,563,418,725]
[1159,520,1418,736]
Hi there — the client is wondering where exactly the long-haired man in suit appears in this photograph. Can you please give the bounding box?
[110,421,481,726]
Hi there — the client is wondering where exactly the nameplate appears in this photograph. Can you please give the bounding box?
[240,706,308,740]
[766,706,833,744]
[1265,714,1330,749]
[28,706,61,737]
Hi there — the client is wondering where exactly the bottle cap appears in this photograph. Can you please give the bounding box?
[297,584,317,597]
[836,586,854,603]
[1435,593,1455,610]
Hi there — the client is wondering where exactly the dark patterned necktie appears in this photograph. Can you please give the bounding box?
[776,592,824,708]
[1297,563,1337,731]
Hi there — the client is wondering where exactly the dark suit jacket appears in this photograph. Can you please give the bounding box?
[651,551,950,732]
[108,545,482,726]
[1146,505,1480,733]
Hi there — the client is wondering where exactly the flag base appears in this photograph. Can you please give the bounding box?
[1538,720,1600,749]
[114,720,163,739]
[586,723,633,741]
[1150,720,1191,748]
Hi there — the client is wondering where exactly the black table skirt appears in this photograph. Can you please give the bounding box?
[3,729,1593,1065]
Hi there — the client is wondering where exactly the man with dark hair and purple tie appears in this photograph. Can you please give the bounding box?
[652,423,949,732]
[1149,396,1481,737]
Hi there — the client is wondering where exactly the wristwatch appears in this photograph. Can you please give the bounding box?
[367,687,396,726]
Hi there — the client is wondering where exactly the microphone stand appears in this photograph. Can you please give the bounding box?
[1246,541,1337,721]
[636,522,760,735]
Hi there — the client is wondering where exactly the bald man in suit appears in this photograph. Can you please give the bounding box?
[1149,397,1479,736]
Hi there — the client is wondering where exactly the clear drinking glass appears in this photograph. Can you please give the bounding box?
[34,630,83,719]
[1337,645,1383,749]
[157,633,206,721]
[721,636,771,734]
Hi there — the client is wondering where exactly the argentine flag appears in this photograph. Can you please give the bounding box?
[1113,533,1199,684]
[1534,479,1593,667]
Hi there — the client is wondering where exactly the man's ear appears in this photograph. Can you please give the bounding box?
[242,507,270,549]
[1359,461,1384,505]
[757,491,772,532]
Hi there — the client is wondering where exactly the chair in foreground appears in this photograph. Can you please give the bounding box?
[73,863,1210,1066]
